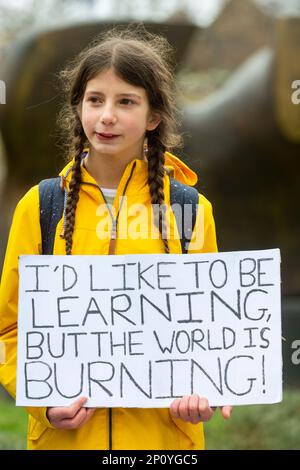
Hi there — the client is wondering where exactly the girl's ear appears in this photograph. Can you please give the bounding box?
[146,112,161,132]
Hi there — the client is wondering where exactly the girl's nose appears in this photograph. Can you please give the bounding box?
[100,104,117,125]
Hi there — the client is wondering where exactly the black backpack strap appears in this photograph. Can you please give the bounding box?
[170,177,199,254]
[39,177,64,255]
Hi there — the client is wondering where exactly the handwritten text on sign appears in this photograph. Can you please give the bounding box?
[16,249,282,407]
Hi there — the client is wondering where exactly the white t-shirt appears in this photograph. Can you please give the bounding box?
[100,187,117,206]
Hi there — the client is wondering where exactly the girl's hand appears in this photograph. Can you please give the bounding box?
[46,396,96,430]
[170,394,233,424]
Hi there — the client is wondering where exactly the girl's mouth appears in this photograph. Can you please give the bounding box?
[96,133,120,141]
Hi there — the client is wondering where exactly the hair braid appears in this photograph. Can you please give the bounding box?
[147,132,170,254]
[62,120,85,255]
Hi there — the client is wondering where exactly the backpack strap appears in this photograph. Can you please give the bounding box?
[39,177,64,255]
[169,177,199,254]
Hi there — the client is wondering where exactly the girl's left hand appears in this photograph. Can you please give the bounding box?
[170,394,233,424]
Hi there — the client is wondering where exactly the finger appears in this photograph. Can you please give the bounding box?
[178,395,191,422]
[187,394,201,424]
[48,406,69,424]
[59,396,88,420]
[198,397,214,422]
[221,405,233,419]
[58,407,96,430]
[60,408,88,429]
[170,398,181,419]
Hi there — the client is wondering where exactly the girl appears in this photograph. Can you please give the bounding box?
[0,25,232,450]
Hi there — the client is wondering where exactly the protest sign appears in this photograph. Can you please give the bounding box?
[16,249,282,407]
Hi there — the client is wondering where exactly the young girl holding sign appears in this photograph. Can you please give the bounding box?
[0,24,232,450]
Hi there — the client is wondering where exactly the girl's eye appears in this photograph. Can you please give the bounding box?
[89,97,101,104]
[120,98,135,105]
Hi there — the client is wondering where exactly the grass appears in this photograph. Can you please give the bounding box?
[0,389,299,450]
[0,398,27,450]
[205,389,300,450]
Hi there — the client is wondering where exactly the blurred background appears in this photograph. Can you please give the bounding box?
[0,0,299,450]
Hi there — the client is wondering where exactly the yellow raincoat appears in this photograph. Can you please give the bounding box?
[0,152,218,450]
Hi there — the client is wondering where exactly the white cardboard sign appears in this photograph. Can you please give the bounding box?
[16,249,282,407]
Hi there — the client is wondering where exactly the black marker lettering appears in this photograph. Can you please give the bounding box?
[243,327,259,348]
[223,327,236,350]
[183,261,209,289]
[110,331,127,356]
[128,331,144,356]
[88,361,114,397]
[54,362,83,398]
[26,332,44,359]
[211,290,241,322]
[120,361,152,398]
[112,263,135,291]
[225,355,256,396]
[155,359,189,399]
[176,291,204,323]
[258,258,274,287]
[91,331,109,357]
[175,330,191,354]
[140,293,171,325]
[89,264,110,291]
[25,265,50,292]
[157,262,176,290]
[153,330,175,354]
[111,294,135,325]
[191,357,223,395]
[31,298,54,329]
[138,262,155,290]
[209,260,228,288]
[82,297,108,326]
[47,332,65,358]
[243,289,268,321]
[191,329,206,351]
[207,329,222,351]
[239,258,256,287]
[62,265,78,292]
[260,327,271,349]
[67,332,88,357]
[57,296,79,327]
[24,361,53,399]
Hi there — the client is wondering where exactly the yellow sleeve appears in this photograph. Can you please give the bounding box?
[0,185,54,428]
[187,193,218,254]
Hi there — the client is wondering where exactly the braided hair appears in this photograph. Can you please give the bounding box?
[61,118,85,255]
[56,24,183,255]
[147,132,169,253]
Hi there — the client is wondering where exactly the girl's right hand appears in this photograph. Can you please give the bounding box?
[46,396,96,429]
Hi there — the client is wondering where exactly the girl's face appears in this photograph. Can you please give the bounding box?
[79,68,160,163]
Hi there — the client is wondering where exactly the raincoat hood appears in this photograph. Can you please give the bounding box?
[59,150,198,187]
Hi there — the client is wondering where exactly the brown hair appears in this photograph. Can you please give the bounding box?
[56,23,183,255]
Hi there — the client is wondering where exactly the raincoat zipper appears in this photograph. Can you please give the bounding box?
[81,160,137,450]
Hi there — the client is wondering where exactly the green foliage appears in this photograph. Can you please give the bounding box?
[205,389,300,450]
[0,398,27,450]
